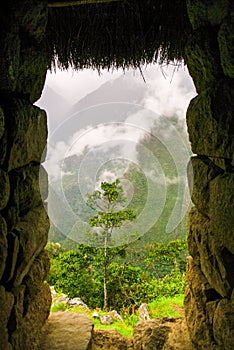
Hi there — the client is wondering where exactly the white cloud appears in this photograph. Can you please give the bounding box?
[141,64,196,120]
[41,63,197,183]
[44,67,122,104]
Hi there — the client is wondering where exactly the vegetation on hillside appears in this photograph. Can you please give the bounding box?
[46,238,187,311]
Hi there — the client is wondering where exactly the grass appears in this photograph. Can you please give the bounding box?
[148,294,184,318]
[51,294,184,337]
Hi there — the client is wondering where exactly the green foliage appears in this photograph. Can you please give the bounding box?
[51,302,67,313]
[46,247,102,307]
[46,241,65,259]
[86,179,136,243]
[46,240,187,310]
[86,179,137,310]
[144,239,188,277]
[106,263,146,308]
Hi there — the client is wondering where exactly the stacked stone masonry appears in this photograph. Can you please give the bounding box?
[185,1,234,349]
[0,1,233,349]
[0,1,51,349]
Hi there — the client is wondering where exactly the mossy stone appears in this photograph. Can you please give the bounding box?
[218,14,234,78]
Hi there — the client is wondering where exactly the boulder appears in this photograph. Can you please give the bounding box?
[67,297,88,309]
[92,329,133,350]
[40,311,93,350]
[54,294,69,306]
[138,303,150,321]
[108,310,123,322]
[100,315,113,325]
[133,317,192,350]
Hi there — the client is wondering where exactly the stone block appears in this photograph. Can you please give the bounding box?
[185,27,222,93]
[188,208,233,297]
[12,205,49,288]
[11,282,51,350]
[187,0,230,29]
[2,232,19,285]
[0,1,48,99]
[0,128,7,167]
[0,215,8,281]
[16,47,49,103]
[2,99,47,171]
[186,79,234,159]
[0,169,10,210]
[8,285,25,337]
[23,249,50,302]
[218,15,234,78]
[0,286,14,350]
[39,165,48,202]
[187,156,223,217]
[133,317,192,350]
[207,0,231,26]
[213,299,234,349]
[186,0,209,30]
[0,106,4,140]
[209,173,234,248]
[0,28,20,93]
[0,100,7,166]
[9,163,45,217]
[184,257,215,349]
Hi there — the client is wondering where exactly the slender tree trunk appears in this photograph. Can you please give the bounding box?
[103,264,108,311]
[174,225,179,239]
[103,234,108,311]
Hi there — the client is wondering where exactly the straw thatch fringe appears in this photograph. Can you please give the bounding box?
[46,0,191,70]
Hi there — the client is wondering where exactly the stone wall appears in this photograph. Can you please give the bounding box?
[0,1,51,349]
[184,1,234,349]
[0,1,233,349]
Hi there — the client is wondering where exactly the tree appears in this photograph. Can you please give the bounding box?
[46,245,101,305]
[86,179,136,310]
[144,239,188,277]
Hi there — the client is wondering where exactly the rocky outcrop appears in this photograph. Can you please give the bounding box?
[185,1,234,349]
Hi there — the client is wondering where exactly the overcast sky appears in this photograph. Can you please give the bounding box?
[37,63,197,242]
[37,63,197,182]
[38,63,196,118]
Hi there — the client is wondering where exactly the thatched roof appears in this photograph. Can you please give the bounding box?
[47,0,191,70]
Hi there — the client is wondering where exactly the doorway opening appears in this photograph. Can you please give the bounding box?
[36,63,196,328]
